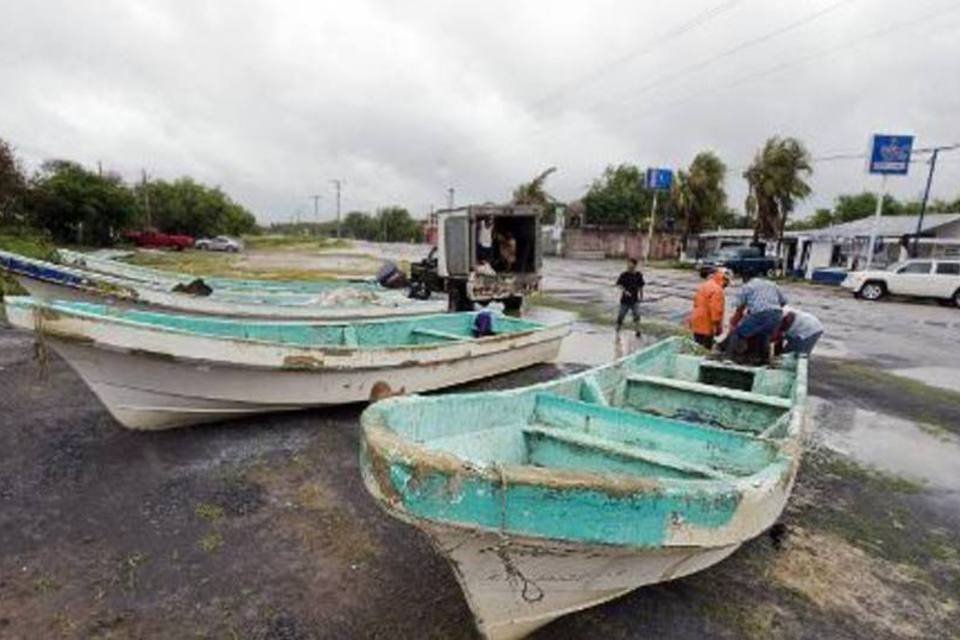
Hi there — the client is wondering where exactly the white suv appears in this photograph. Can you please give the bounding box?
[841,259,960,306]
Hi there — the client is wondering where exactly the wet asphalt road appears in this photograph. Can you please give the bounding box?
[1,256,959,639]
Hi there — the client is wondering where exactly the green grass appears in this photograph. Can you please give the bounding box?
[0,227,58,296]
[242,234,352,251]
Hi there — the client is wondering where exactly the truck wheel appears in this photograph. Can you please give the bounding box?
[408,280,431,300]
[953,288,960,307]
[858,281,886,301]
[448,283,472,312]
[503,296,523,316]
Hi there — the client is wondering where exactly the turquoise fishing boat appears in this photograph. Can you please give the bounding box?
[0,250,444,320]
[4,296,569,430]
[360,337,807,639]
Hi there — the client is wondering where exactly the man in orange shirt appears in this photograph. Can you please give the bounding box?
[689,268,730,349]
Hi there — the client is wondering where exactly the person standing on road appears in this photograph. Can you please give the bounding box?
[689,268,730,349]
[615,258,645,337]
[725,273,786,364]
[773,307,824,356]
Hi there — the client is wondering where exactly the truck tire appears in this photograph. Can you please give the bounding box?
[503,296,523,315]
[448,283,472,312]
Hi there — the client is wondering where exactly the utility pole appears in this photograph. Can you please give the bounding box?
[310,195,322,234]
[141,169,151,228]
[447,187,455,210]
[865,174,888,271]
[912,143,960,257]
[331,180,343,238]
[644,190,659,261]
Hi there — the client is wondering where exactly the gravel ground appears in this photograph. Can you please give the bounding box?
[1,251,958,639]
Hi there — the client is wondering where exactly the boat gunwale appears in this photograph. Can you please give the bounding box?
[5,296,572,367]
[361,339,807,520]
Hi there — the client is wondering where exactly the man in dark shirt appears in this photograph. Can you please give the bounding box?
[615,258,645,337]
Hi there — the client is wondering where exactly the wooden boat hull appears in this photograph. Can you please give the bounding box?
[359,337,807,638]
[45,335,564,430]
[5,297,568,430]
[425,523,740,640]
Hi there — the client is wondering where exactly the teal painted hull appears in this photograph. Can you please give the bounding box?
[360,337,807,638]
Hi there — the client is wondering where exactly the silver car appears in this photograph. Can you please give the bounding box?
[195,235,243,252]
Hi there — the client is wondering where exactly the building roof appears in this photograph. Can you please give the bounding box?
[807,213,960,239]
[696,229,755,239]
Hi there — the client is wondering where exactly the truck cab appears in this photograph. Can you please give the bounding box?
[411,204,543,312]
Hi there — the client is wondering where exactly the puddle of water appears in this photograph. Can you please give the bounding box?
[525,307,652,367]
[811,397,960,495]
[892,367,960,394]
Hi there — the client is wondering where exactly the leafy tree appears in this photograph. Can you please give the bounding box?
[343,211,379,239]
[27,160,138,244]
[134,178,256,237]
[0,138,28,223]
[743,137,812,249]
[582,164,654,227]
[671,151,727,245]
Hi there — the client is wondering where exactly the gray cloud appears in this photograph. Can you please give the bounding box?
[2,0,959,223]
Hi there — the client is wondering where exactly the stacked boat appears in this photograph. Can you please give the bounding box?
[1,249,570,429]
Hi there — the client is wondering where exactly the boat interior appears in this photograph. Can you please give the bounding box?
[17,298,545,348]
[381,339,803,483]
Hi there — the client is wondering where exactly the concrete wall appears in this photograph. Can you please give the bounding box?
[562,227,682,260]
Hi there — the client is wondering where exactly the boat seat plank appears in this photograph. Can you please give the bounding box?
[411,328,468,342]
[532,393,775,476]
[342,326,358,347]
[523,426,731,480]
[626,374,792,409]
[578,376,608,406]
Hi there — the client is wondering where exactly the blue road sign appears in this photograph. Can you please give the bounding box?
[646,167,673,190]
[869,134,913,175]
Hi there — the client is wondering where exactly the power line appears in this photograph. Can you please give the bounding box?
[534,0,747,108]
[578,0,857,114]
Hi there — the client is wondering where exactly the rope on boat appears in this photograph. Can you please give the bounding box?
[491,463,544,604]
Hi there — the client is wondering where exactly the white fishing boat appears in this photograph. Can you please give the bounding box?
[3,296,569,430]
[360,337,807,638]
[56,248,373,294]
[1,250,445,319]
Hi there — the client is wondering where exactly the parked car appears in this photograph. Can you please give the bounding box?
[841,258,960,306]
[195,235,243,252]
[125,230,194,251]
[697,245,779,279]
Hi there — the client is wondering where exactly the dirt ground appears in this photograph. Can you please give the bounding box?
[1,246,958,639]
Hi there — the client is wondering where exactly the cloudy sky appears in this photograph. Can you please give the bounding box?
[3,0,959,224]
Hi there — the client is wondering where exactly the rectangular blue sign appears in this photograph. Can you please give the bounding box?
[869,134,913,175]
[646,167,673,190]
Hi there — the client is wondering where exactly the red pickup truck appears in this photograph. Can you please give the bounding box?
[125,230,195,251]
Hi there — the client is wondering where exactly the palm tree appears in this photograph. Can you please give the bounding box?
[672,151,727,248]
[743,137,812,255]
[512,167,557,206]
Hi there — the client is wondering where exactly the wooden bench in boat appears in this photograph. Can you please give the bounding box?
[624,374,791,433]
[525,393,776,479]
[524,425,731,480]
[411,327,467,342]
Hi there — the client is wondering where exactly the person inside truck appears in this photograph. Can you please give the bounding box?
[494,229,517,272]
[477,217,494,266]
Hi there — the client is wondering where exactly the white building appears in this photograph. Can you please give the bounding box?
[795,213,960,277]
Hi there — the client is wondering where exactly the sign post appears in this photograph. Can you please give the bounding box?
[865,134,913,269]
[644,168,673,261]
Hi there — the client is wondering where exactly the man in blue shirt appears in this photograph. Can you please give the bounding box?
[724,273,786,364]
